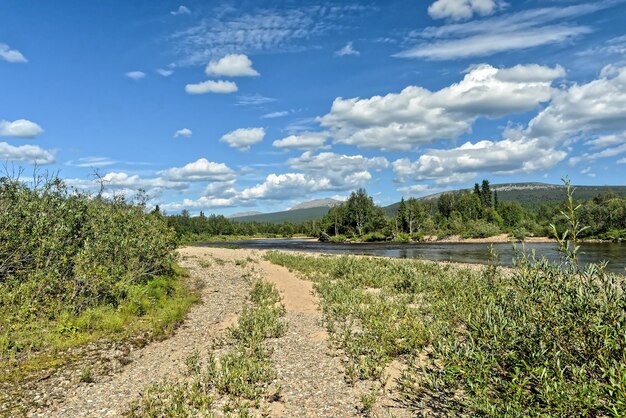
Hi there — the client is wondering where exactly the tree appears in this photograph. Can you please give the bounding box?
[346,188,377,236]
[438,193,455,218]
[407,198,424,235]
[474,183,481,198]
[397,197,409,233]
[480,179,492,208]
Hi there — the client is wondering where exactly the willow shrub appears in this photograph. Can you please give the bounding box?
[0,176,178,353]
[266,251,626,416]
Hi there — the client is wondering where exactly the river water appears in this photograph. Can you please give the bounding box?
[197,239,626,274]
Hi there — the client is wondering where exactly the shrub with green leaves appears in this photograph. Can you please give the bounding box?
[266,244,626,415]
[0,175,181,358]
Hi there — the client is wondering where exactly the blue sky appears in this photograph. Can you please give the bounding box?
[1,0,626,214]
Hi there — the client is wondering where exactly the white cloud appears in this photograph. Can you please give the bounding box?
[335,42,360,56]
[569,142,626,166]
[428,0,503,21]
[205,54,259,77]
[174,128,193,138]
[286,151,389,190]
[171,5,372,65]
[262,111,289,119]
[125,71,146,80]
[393,137,566,184]
[618,158,626,164]
[527,65,626,139]
[581,167,596,177]
[319,63,564,150]
[398,3,606,60]
[185,80,238,94]
[0,119,44,138]
[236,94,276,106]
[0,43,27,63]
[220,127,265,151]
[156,68,174,77]
[239,173,327,200]
[171,5,191,15]
[161,197,237,211]
[0,142,54,164]
[397,184,441,196]
[272,132,328,150]
[67,172,189,197]
[66,157,117,168]
[161,158,235,182]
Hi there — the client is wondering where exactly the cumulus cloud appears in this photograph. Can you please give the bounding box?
[161,197,237,211]
[160,158,235,182]
[0,43,27,63]
[335,42,360,56]
[286,151,389,189]
[398,3,606,60]
[220,127,265,151]
[393,137,566,184]
[156,68,174,77]
[125,71,146,80]
[0,119,44,138]
[272,132,328,150]
[397,183,441,196]
[239,173,327,200]
[174,128,193,138]
[66,172,189,198]
[205,54,259,77]
[171,5,191,15]
[526,65,626,139]
[428,0,503,21]
[319,63,564,150]
[185,80,238,94]
[0,142,55,164]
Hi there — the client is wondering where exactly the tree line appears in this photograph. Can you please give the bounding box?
[164,180,626,243]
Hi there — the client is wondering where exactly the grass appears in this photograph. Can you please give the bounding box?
[128,280,286,417]
[0,264,197,384]
[264,249,626,416]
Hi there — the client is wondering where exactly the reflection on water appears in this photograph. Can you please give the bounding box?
[198,239,626,274]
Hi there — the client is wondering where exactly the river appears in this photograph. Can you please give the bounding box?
[197,238,626,274]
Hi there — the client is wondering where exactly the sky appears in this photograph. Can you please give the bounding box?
[1,0,626,215]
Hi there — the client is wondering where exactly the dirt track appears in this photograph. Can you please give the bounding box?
[29,247,360,417]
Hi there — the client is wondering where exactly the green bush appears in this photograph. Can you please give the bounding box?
[511,227,528,241]
[0,175,181,358]
[361,232,386,242]
[461,219,501,238]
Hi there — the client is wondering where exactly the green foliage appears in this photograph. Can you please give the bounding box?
[461,219,501,238]
[0,174,193,363]
[265,237,626,415]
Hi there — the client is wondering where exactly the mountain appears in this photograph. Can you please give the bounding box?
[289,198,342,211]
[228,206,332,224]
[228,211,263,219]
[383,182,626,215]
[229,198,341,224]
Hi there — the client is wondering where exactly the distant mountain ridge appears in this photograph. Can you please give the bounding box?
[384,182,626,215]
[228,211,263,219]
[227,198,342,224]
[289,198,341,211]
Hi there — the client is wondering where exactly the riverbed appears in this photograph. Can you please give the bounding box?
[196,239,626,274]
